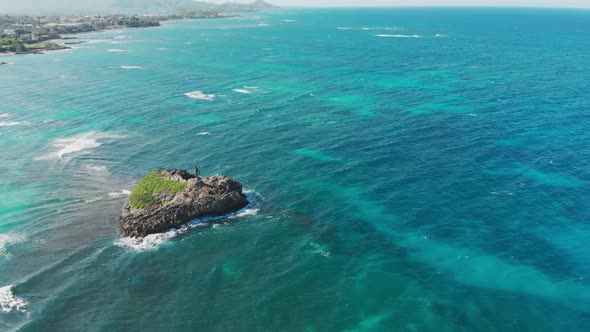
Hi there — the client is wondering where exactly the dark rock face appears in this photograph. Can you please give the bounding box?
[121,169,248,238]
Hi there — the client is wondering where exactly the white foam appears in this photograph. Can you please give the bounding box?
[108,190,131,198]
[374,34,423,38]
[85,165,109,174]
[232,88,251,94]
[111,41,127,44]
[229,208,260,219]
[435,34,448,38]
[0,233,27,259]
[36,131,123,160]
[121,65,143,70]
[115,230,186,251]
[282,19,297,22]
[196,132,211,136]
[113,35,128,40]
[107,49,129,52]
[184,91,215,101]
[115,190,262,251]
[0,113,12,118]
[310,242,332,258]
[337,27,375,30]
[84,196,103,204]
[0,121,31,127]
[85,39,108,44]
[0,285,29,313]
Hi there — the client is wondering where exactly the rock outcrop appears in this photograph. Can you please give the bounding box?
[121,169,248,238]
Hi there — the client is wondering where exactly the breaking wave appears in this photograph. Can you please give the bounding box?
[0,285,29,314]
[36,131,124,160]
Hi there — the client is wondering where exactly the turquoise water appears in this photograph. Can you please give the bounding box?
[1,7,590,331]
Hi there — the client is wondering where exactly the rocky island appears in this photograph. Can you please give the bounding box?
[121,169,249,238]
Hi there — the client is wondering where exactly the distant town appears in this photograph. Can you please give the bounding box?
[0,0,276,54]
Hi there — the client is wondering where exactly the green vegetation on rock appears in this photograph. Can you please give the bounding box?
[129,171,187,209]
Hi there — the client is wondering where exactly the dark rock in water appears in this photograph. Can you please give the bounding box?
[121,168,248,238]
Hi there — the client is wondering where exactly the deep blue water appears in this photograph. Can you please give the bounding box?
[1,7,590,331]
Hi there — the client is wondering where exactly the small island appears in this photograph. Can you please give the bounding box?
[121,169,249,238]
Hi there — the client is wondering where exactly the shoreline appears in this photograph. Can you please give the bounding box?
[0,14,237,56]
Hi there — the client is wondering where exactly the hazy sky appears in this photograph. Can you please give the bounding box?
[1,0,589,15]
[225,0,590,7]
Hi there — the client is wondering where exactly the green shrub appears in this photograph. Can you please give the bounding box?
[129,171,186,209]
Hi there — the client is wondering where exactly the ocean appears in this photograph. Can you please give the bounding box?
[1,7,590,331]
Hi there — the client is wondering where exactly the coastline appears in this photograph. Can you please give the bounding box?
[0,14,237,56]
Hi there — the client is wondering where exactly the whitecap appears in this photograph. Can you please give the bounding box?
[0,233,27,259]
[121,65,143,70]
[435,34,448,38]
[108,190,131,198]
[0,113,12,118]
[282,19,297,22]
[113,35,128,40]
[232,88,251,94]
[196,132,211,136]
[115,190,262,251]
[0,121,31,127]
[374,34,422,38]
[0,285,29,313]
[36,131,123,160]
[184,91,215,101]
[107,49,129,52]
